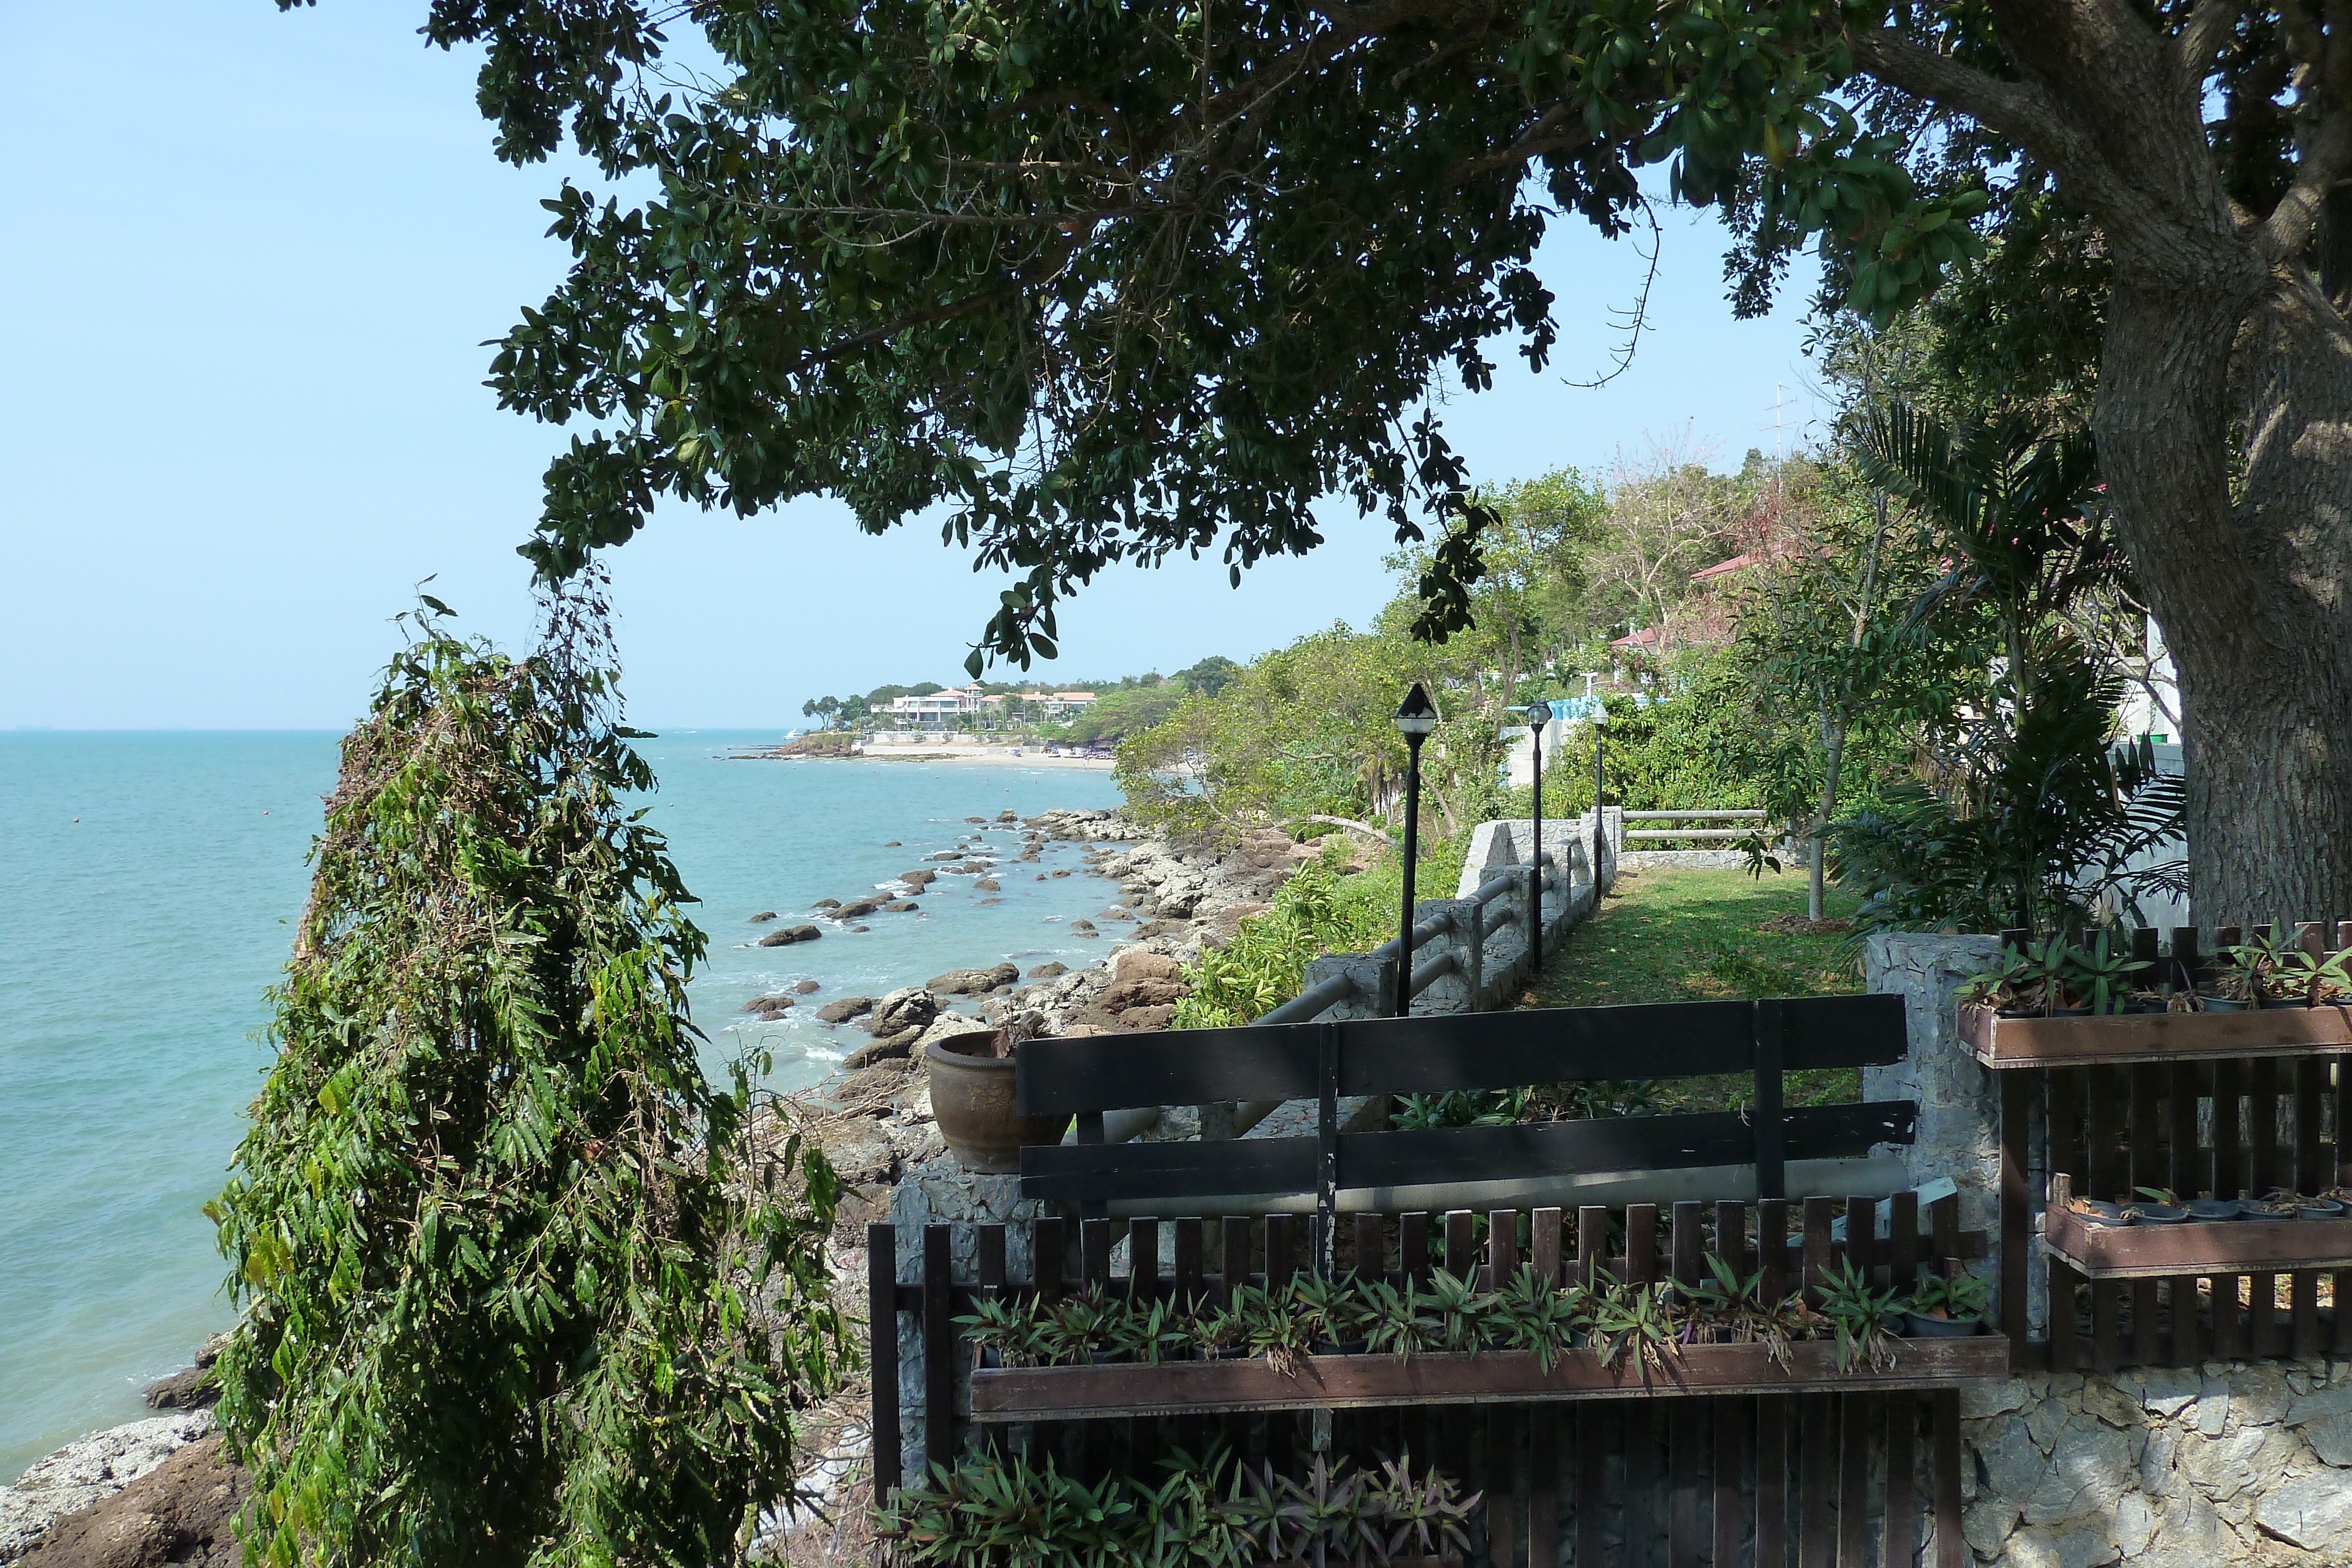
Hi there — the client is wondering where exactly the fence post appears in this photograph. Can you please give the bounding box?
[1753,999,1786,1200]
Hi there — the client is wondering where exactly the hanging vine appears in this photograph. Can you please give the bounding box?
[208,573,851,1568]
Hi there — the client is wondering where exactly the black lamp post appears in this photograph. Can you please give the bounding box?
[1392,683,1438,1016]
[1525,702,1550,969]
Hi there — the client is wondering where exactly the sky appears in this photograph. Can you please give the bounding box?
[0,4,1831,731]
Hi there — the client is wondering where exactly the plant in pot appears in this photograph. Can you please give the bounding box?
[1043,1285,1121,1365]
[2276,945,2352,1008]
[2213,930,2297,1011]
[1367,1455,1479,1565]
[1191,1303,1249,1360]
[1418,1268,1496,1355]
[2128,1186,2189,1223]
[2065,932,2149,1015]
[1958,950,2042,1017]
[1902,1269,1990,1337]
[1110,1298,1192,1366]
[1491,1267,1583,1370]
[1292,1272,1374,1355]
[1361,1278,1439,1362]
[957,1293,1050,1369]
[1818,1259,1904,1372]
[1585,1269,1681,1380]
[1232,1282,1310,1376]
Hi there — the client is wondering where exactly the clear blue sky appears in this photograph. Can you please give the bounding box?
[0,4,1829,731]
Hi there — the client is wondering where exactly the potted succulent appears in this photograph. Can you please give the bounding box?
[2124,1186,2187,1223]
[1818,1260,1905,1372]
[2276,944,2351,1007]
[1961,938,2078,1017]
[1902,1269,1990,1338]
[2065,932,2149,1015]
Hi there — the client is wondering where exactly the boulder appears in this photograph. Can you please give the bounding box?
[883,840,902,846]
[816,1115,899,1184]
[1114,949,1186,984]
[899,870,936,888]
[965,816,988,824]
[998,810,1019,821]
[1070,920,1097,932]
[817,996,877,1024]
[794,979,821,995]
[915,1014,996,1054]
[1052,869,1072,878]
[750,911,779,922]
[951,861,993,874]
[830,1059,919,1110]
[1025,961,1069,980]
[843,1033,916,1071]
[833,898,883,920]
[1100,978,1189,1011]
[883,900,920,912]
[1114,1004,1177,1031]
[866,988,939,1036]
[139,1364,216,1413]
[974,878,1001,892]
[756,927,808,947]
[14,1431,246,1568]
[744,994,795,1014]
[927,968,1000,997]
[928,850,963,861]
[809,899,841,911]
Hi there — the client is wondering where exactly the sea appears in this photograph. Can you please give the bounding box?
[0,731,1125,1480]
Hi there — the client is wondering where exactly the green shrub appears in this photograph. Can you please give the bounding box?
[1168,850,1390,1028]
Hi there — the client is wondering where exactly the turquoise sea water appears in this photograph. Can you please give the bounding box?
[0,732,1123,1479]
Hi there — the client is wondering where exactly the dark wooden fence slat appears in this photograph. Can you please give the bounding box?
[2296,1058,2326,1193]
[1627,1204,1661,1286]
[1932,1391,1965,1568]
[868,1223,901,1498]
[1529,1402,1559,1568]
[1890,1191,1919,1290]
[2169,1272,2201,1368]
[1490,1209,1520,1292]
[2293,1269,2321,1359]
[1837,1395,1872,1568]
[1673,1202,1704,1286]
[2250,1057,2281,1197]
[1338,1001,1757,1095]
[2336,1266,2352,1358]
[1265,1213,1296,1286]
[1576,1205,1606,1290]
[2086,1064,2124,1202]
[1798,1393,1837,1568]
[2169,1061,2202,1201]
[923,1225,954,1477]
[1353,1213,1384,1282]
[1628,1402,1662,1568]
[2214,1058,2245,1198]
[2337,1051,2352,1189]
[1846,1196,1876,1286]
[1669,1403,1702,1568]
[1401,1211,1431,1279]
[2211,1269,2242,1361]
[1017,1026,1318,1114]
[1531,1206,1563,1288]
[1489,1405,1519,1568]
[1760,1198,1791,1306]
[1929,1192,1961,1268]
[1034,1216,1066,1302]
[1128,1217,1158,1302]
[1756,1396,1789,1568]
[1174,1218,1204,1304]
[2129,1064,2161,1203]
[1755,998,1786,1202]
[1445,1209,1476,1279]
[1020,1136,1315,1203]
[1885,1392,1917,1568]
[1217,1215,1248,1302]
[2049,1259,2079,1375]
[1081,1217,1112,1286]
[2133,1277,2161,1369]
[1719,1200,1750,1283]
[2000,1074,2034,1358]
[2048,1068,2084,1198]
[2090,1275,2121,1373]
[1574,1405,1606,1568]
[1712,1395,1747,1568]
[1802,1199,1834,1305]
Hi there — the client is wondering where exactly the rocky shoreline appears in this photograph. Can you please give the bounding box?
[1,807,1307,1566]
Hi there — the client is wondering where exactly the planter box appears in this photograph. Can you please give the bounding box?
[2042,1175,2352,1281]
[1962,1002,2352,1069]
[970,1338,2007,1421]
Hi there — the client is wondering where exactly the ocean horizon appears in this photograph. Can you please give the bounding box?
[0,730,1125,1479]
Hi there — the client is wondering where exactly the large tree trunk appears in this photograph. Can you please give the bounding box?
[2097,270,2352,925]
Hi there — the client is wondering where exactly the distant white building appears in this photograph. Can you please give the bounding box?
[1018,690,1098,718]
[889,684,987,720]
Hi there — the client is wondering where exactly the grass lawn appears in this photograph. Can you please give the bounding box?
[1519,865,1867,1112]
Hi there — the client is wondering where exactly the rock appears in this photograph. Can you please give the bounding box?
[816,1116,900,1184]
[137,1365,215,1413]
[1114,949,1185,984]
[833,899,883,921]
[1069,920,1096,932]
[2017,1413,2130,1527]
[817,997,877,1024]
[997,810,1018,821]
[883,840,902,846]
[883,900,920,913]
[1100,978,1188,1011]
[974,878,1001,892]
[916,1014,996,1053]
[2253,1470,2352,1552]
[1051,868,1071,878]
[951,861,993,875]
[830,1060,919,1109]
[12,1432,246,1568]
[1025,962,1068,980]
[844,1034,916,1072]
[965,816,988,824]
[899,870,936,888]
[0,1413,217,1562]
[757,925,821,947]
[810,899,841,911]
[927,968,999,997]
[794,979,820,995]
[745,994,795,1014]
[866,988,940,1037]
[2308,1410,2352,1466]
[750,910,779,922]
[1112,1004,1176,1030]
[928,850,963,861]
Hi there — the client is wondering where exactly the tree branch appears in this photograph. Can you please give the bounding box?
[1846,27,2120,205]
[2173,0,2245,84]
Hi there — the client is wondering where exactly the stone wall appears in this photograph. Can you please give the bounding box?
[1959,1359,2352,1567]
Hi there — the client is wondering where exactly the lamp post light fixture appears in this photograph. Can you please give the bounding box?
[1391,683,1439,1017]
[1524,702,1550,971]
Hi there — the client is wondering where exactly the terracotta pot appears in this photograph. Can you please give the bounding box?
[925,1031,1071,1173]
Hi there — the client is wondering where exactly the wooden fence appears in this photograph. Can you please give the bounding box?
[871,1192,1984,1566]
[1988,922,2352,1373]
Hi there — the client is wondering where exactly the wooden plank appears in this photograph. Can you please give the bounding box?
[1034,1216,1066,1302]
[2048,1068,2084,1198]
[1627,1399,1660,1568]
[1759,1198,1790,1305]
[1756,1396,1788,1568]
[2169,1061,2202,1201]
[2214,1059,2245,1197]
[2336,1267,2352,1358]
[2132,1275,2161,1369]
[1780,993,1912,1069]
[1529,1403,1559,1568]
[1573,1405,1605,1568]
[1798,1394,1836,1568]
[2251,1058,2283,1196]
[1128,1217,1158,1302]
[1021,1101,1919,1204]
[1673,1202,1704,1286]
[1802,1198,1833,1304]
[1488,1403,1519,1568]
[1445,1209,1476,1279]
[1081,1218,1112,1285]
[2211,1269,2243,1361]
[1174,1218,1204,1305]
[2338,1051,2352,1188]
[970,1339,2016,1420]
[2129,1064,2162,1202]
[2048,1258,2079,1375]
[923,1225,955,1475]
[2000,1074,2033,1355]
[2293,1269,2322,1359]
[1352,1213,1384,1282]
[1837,1395,1872,1568]
[1890,1191,1920,1290]
[1531,1206,1563,1288]
[2169,1273,2201,1367]
[1576,1205,1605,1289]
[1338,1001,1758,1094]
[2169,926,2201,1001]
[1755,998,1787,1202]
[1401,1210,1430,1279]
[1929,1192,1961,1266]
[1961,1002,2352,1068]
[1720,1201,1750,1283]
[1932,1392,1964,1568]
[1669,1402,1702,1568]
[1846,1196,1877,1285]
[1712,1396,1746,1568]
[2090,1276,2121,1372]
[2043,1202,2352,1277]
[868,1224,901,1497]
[1217,1215,1248,1300]
[1018,1024,1318,1114]
[2086,1064,2125,1203]
[1885,1392,1917,1568]
[1628,1204,1661,1286]
[2296,1057,2327,1193]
